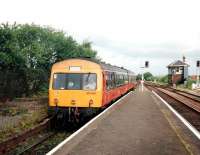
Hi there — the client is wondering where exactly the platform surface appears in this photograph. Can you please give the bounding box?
[54,86,199,155]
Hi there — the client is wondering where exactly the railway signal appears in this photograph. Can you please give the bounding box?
[145,61,149,68]
[140,61,149,92]
[197,60,200,67]
[197,60,200,88]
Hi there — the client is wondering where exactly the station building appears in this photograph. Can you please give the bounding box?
[167,56,189,84]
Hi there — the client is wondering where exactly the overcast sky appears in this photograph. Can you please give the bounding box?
[1,0,200,75]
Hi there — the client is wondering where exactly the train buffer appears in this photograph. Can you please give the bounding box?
[48,85,200,155]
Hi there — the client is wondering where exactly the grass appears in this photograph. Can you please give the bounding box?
[0,105,48,142]
[0,107,28,116]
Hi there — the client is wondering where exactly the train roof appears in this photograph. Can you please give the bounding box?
[56,58,135,75]
[99,62,134,75]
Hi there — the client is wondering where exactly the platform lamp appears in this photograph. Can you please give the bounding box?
[197,60,200,86]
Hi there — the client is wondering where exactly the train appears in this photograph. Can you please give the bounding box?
[48,58,137,123]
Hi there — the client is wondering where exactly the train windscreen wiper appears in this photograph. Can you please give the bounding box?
[86,72,91,82]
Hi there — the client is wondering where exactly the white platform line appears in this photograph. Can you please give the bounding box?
[47,91,133,155]
[152,90,200,140]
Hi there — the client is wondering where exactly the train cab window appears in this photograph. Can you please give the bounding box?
[83,73,97,90]
[53,74,66,90]
[53,73,81,90]
[53,73,96,90]
[67,74,81,90]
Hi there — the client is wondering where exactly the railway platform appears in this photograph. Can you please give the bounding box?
[48,85,200,155]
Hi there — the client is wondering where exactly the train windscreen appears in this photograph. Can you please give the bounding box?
[82,73,97,90]
[53,73,97,90]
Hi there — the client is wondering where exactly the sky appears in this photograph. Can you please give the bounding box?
[0,0,200,75]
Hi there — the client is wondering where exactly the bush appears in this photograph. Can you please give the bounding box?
[185,78,196,89]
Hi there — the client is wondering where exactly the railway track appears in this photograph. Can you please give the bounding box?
[145,82,200,131]
[0,108,99,154]
[165,87,200,103]
[15,123,82,155]
[0,116,54,155]
[17,132,56,155]
[146,82,200,102]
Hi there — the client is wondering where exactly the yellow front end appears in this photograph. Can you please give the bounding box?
[49,59,103,108]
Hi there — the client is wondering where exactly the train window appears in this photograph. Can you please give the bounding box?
[106,72,116,90]
[115,74,121,86]
[83,73,97,90]
[124,75,128,84]
[53,73,97,90]
[111,72,115,88]
[67,74,81,90]
[53,73,66,90]
[106,72,111,90]
[53,73,81,90]
[106,72,130,89]
[129,76,132,83]
[119,74,123,85]
[123,75,125,84]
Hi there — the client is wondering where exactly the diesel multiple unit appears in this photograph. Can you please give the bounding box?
[49,58,136,121]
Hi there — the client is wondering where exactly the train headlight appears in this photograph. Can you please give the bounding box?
[54,98,58,105]
[71,100,76,105]
[89,99,94,107]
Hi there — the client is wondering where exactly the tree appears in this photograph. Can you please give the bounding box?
[136,74,142,80]
[136,72,154,81]
[0,23,97,100]
[143,72,154,81]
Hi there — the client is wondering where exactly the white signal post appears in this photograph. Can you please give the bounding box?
[140,61,149,92]
[197,61,200,88]
[140,67,145,92]
[197,69,199,87]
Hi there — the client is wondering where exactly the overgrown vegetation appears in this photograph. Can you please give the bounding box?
[154,75,168,84]
[0,101,47,142]
[154,75,197,90]
[136,72,154,81]
[0,23,97,100]
[184,78,196,89]
[0,107,28,116]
